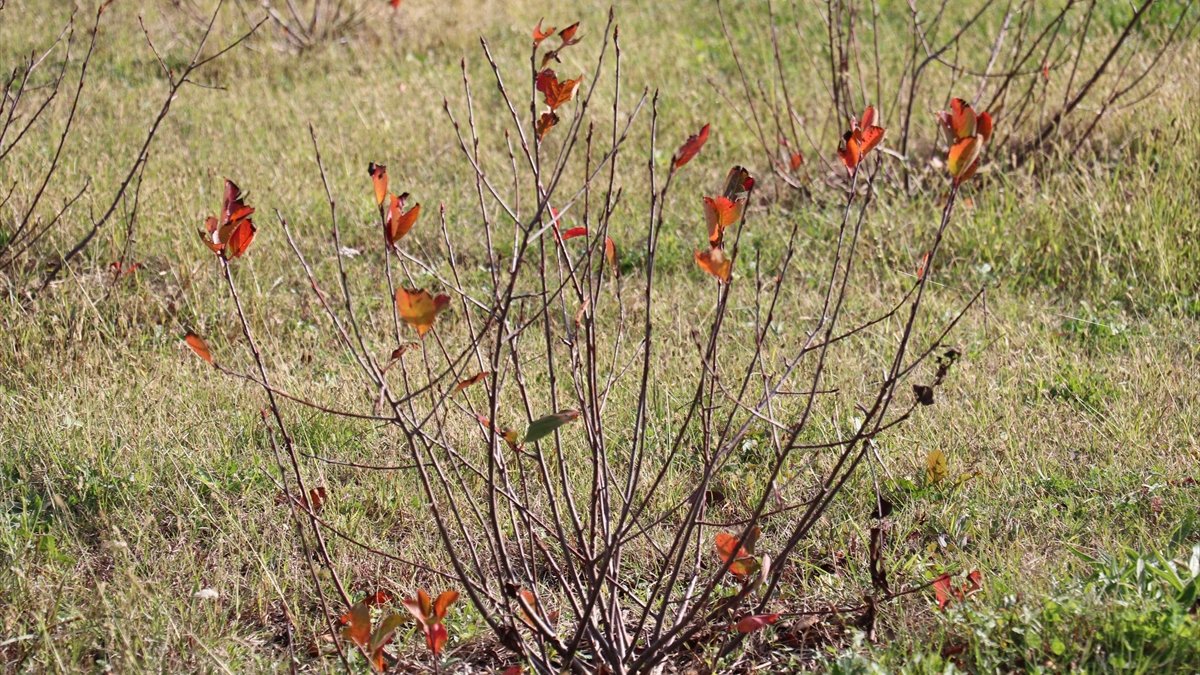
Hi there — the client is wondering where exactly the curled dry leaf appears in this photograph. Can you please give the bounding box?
[368,162,388,206]
[925,448,948,484]
[395,288,450,338]
[557,21,581,47]
[536,111,559,141]
[184,331,214,365]
[454,371,491,394]
[674,123,709,168]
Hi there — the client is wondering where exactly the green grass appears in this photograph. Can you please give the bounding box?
[3,0,1200,671]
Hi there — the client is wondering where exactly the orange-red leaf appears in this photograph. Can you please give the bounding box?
[931,574,953,610]
[385,194,420,249]
[735,613,780,633]
[674,123,709,168]
[558,21,581,46]
[703,195,743,247]
[199,179,257,258]
[532,18,556,46]
[560,226,588,241]
[789,151,804,171]
[714,527,761,577]
[475,415,521,450]
[184,331,213,365]
[395,288,450,338]
[433,590,458,622]
[224,219,256,258]
[948,98,977,140]
[536,111,559,141]
[425,622,448,655]
[368,163,388,206]
[341,601,372,648]
[976,111,993,144]
[947,136,981,182]
[604,237,617,273]
[536,69,581,110]
[695,247,731,283]
[454,371,490,394]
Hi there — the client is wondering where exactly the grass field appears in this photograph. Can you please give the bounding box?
[3,0,1199,672]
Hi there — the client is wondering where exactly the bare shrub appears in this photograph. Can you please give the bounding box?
[185,8,1005,671]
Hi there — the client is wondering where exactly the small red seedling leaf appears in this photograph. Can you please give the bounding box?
[403,589,457,657]
[735,613,780,633]
[340,601,372,648]
[674,123,709,168]
[184,331,214,365]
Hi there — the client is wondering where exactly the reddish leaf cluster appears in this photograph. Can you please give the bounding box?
[837,106,885,176]
[368,163,422,250]
[694,166,754,283]
[403,589,459,656]
[339,591,404,671]
[532,20,584,140]
[938,98,994,185]
[198,179,256,259]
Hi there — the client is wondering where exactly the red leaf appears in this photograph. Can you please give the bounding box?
[674,123,709,168]
[536,70,582,110]
[560,226,588,241]
[532,18,556,46]
[184,331,214,365]
[368,163,388,206]
[454,371,490,394]
[735,613,780,633]
[931,574,953,610]
[425,622,448,656]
